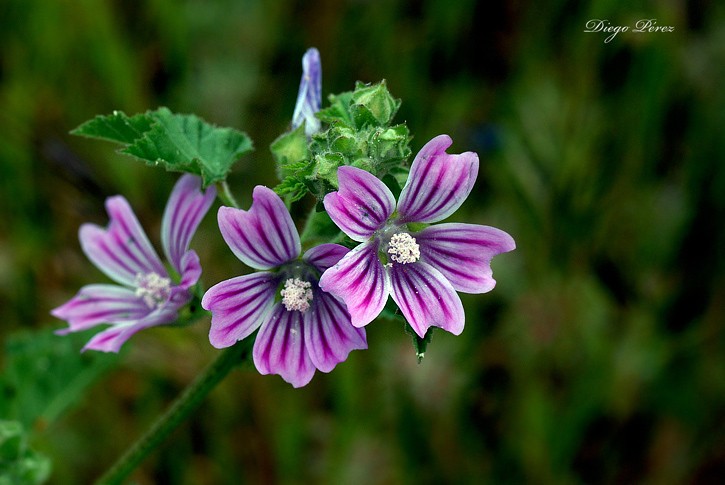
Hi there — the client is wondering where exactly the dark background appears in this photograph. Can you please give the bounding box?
[1,0,724,483]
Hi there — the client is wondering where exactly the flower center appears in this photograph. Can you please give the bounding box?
[280,278,313,313]
[387,232,420,264]
[134,272,172,309]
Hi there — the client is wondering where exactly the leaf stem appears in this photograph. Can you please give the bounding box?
[216,180,240,208]
[94,342,251,485]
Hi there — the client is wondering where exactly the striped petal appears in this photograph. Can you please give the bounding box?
[161,174,216,275]
[217,186,301,270]
[303,243,350,273]
[202,272,278,348]
[397,135,479,223]
[177,250,202,290]
[305,291,367,373]
[292,47,322,136]
[80,196,166,286]
[416,223,515,293]
[323,166,395,242]
[82,307,178,353]
[52,284,151,333]
[253,305,316,388]
[318,241,390,327]
[389,261,465,337]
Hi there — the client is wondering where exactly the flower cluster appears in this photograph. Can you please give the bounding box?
[52,48,515,387]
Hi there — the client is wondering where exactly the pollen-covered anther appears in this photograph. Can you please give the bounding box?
[387,232,420,264]
[135,272,172,309]
[281,278,313,312]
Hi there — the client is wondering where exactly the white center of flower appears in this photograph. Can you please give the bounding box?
[280,278,313,313]
[134,272,172,309]
[387,232,420,264]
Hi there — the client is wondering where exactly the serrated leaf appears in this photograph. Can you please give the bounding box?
[71,111,154,144]
[71,108,253,187]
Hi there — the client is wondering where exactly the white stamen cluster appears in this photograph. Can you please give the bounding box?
[387,232,420,264]
[281,278,313,312]
[134,272,172,309]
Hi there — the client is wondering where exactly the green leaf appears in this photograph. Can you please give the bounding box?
[71,111,154,144]
[0,328,118,428]
[0,421,51,485]
[71,108,254,187]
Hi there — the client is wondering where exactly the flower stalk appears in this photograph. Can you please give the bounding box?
[95,341,252,485]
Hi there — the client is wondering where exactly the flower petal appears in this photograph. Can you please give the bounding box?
[292,47,322,136]
[323,166,395,242]
[52,284,151,333]
[305,291,367,373]
[416,223,516,293]
[82,307,178,353]
[253,305,316,388]
[217,186,301,270]
[303,243,350,273]
[318,241,390,327]
[177,250,202,290]
[397,135,479,223]
[202,272,278,348]
[161,174,216,275]
[389,261,465,337]
[80,196,166,286]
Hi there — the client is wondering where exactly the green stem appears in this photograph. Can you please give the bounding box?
[95,342,251,485]
[216,180,240,208]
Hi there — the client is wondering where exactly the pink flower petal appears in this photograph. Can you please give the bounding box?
[323,166,395,242]
[177,250,202,290]
[82,307,178,353]
[161,174,216,275]
[305,292,367,373]
[389,261,465,337]
[80,196,166,286]
[202,272,278,349]
[397,135,479,223]
[318,241,390,327]
[217,186,301,270]
[416,223,516,293]
[253,305,316,388]
[303,243,350,273]
[52,284,151,333]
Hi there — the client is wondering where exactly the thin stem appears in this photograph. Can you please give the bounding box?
[95,341,251,485]
[216,180,240,208]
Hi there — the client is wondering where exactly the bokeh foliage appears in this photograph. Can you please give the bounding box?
[1,0,723,483]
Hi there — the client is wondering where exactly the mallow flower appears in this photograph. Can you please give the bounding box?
[201,186,366,388]
[52,175,216,352]
[319,134,516,338]
[291,47,322,136]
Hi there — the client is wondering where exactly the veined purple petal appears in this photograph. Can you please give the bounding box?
[161,174,216,275]
[318,241,390,327]
[80,196,166,286]
[177,250,202,290]
[397,135,479,224]
[82,307,178,353]
[389,261,465,338]
[253,304,316,388]
[305,291,366,373]
[52,284,151,334]
[416,223,516,293]
[292,47,322,136]
[303,243,350,273]
[202,272,278,348]
[323,166,395,242]
[217,186,301,270]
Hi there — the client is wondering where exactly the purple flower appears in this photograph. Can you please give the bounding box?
[319,134,516,338]
[291,47,322,136]
[51,175,216,352]
[201,186,366,388]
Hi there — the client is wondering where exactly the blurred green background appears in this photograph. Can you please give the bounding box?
[1,0,724,483]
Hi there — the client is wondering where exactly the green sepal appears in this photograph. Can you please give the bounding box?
[350,80,401,127]
[72,107,254,188]
[404,323,434,363]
